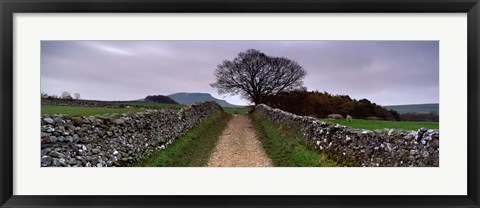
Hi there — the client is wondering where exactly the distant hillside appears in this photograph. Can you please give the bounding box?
[144,95,179,104]
[168,92,243,108]
[383,103,439,114]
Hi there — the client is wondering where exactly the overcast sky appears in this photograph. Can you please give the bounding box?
[41,40,438,106]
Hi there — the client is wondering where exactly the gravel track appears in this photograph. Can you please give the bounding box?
[207,114,272,167]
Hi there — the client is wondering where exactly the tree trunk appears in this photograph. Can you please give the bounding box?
[252,96,262,106]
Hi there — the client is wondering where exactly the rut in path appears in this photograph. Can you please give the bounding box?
[207,114,272,167]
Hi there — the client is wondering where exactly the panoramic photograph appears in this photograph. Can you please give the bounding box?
[40,40,439,167]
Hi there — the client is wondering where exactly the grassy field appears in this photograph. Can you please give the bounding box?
[383,103,439,114]
[132,111,231,167]
[121,101,185,110]
[223,107,249,115]
[251,112,336,167]
[42,101,187,116]
[318,118,439,131]
[42,105,146,116]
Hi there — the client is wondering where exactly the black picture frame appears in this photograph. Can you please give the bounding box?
[1,0,479,207]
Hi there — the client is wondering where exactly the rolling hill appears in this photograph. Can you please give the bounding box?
[144,95,179,104]
[168,92,244,108]
[383,103,439,114]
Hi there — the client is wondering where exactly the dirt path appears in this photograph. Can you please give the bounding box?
[207,114,273,167]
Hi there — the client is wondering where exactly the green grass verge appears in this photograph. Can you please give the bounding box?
[223,107,249,115]
[42,105,146,116]
[318,118,439,131]
[251,112,336,167]
[132,111,231,167]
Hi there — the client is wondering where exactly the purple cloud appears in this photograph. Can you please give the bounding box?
[41,40,438,106]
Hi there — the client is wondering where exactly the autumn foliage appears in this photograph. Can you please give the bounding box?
[263,90,400,121]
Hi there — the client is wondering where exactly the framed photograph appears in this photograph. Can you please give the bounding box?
[1,0,479,207]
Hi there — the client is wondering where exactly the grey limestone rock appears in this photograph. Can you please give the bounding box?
[40,101,222,167]
[255,104,439,167]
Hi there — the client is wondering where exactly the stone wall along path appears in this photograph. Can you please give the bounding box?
[41,101,222,167]
[207,114,272,167]
[255,104,439,167]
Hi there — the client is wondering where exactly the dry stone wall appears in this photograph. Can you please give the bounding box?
[255,104,439,167]
[40,101,222,167]
[42,98,130,108]
[41,98,180,110]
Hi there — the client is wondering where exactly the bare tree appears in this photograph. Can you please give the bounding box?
[74,93,81,99]
[210,49,307,105]
[61,91,73,99]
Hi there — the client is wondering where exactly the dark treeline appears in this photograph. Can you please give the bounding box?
[263,90,400,121]
[145,95,179,104]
